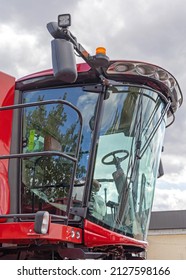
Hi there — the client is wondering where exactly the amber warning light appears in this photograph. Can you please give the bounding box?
[94,46,109,67]
[96,47,107,55]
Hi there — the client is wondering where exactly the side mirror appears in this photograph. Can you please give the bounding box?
[51,38,77,83]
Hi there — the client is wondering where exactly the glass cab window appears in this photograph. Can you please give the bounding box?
[88,85,166,240]
[21,86,99,216]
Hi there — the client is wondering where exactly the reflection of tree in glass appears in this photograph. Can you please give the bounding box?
[22,95,85,210]
[26,95,67,146]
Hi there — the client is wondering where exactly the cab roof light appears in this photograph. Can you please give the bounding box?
[106,61,183,112]
[58,14,71,28]
[96,47,107,55]
[93,46,109,67]
[107,62,176,89]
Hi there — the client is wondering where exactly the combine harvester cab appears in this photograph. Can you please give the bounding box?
[0,15,183,259]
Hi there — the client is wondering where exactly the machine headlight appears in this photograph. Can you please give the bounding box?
[58,14,71,28]
[34,211,50,234]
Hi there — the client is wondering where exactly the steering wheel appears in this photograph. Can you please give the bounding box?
[101,149,129,166]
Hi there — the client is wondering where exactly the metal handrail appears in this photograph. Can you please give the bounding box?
[0,150,77,162]
[0,99,83,223]
[0,213,68,221]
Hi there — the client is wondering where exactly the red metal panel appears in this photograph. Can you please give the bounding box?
[0,71,15,171]
[83,219,147,249]
[0,163,10,221]
[0,72,15,221]
[0,222,82,244]
[17,63,91,81]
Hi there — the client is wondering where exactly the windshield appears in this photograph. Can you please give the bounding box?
[21,86,99,216]
[88,85,167,240]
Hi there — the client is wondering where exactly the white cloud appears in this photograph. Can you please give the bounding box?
[153,165,186,211]
[153,187,186,211]
[0,23,50,78]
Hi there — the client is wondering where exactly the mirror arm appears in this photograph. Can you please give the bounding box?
[47,17,110,83]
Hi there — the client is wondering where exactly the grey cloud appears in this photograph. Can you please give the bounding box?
[0,0,78,27]
[0,0,79,76]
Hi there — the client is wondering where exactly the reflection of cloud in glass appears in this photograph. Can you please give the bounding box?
[77,93,98,128]
[94,133,132,179]
[93,133,132,214]
[101,93,127,132]
[97,183,118,202]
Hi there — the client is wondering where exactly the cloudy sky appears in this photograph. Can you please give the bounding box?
[0,0,186,211]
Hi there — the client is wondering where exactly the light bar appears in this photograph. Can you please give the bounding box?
[107,62,175,88]
[106,61,183,114]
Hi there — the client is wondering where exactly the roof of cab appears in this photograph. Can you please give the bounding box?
[17,63,91,82]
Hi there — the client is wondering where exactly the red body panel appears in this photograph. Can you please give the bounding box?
[0,164,10,221]
[0,72,15,219]
[0,222,82,244]
[18,63,91,81]
[84,219,147,249]
[0,72,15,169]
